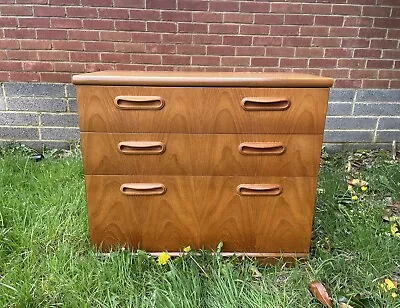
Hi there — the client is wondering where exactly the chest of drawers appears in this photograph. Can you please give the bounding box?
[73,71,333,261]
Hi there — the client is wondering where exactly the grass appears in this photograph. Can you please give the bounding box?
[0,144,399,307]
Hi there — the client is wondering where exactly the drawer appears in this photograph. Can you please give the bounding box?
[86,175,317,253]
[77,86,329,134]
[81,133,323,177]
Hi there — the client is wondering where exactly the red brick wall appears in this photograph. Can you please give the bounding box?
[0,0,399,88]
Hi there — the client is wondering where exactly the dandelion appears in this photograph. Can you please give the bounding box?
[157,252,170,265]
[392,292,398,298]
[391,223,400,237]
[352,195,358,201]
[385,278,397,290]
[183,246,191,253]
[361,186,368,191]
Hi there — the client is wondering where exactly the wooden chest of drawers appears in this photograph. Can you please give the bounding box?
[73,71,333,261]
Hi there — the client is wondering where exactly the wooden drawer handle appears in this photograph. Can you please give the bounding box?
[120,183,166,196]
[237,184,282,196]
[114,96,165,110]
[241,97,290,111]
[238,142,285,155]
[118,141,165,155]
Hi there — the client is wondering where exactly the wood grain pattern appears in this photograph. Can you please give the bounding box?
[80,133,323,177]
[76,86,329,134]
[85,175,318,253]
[72,71,333,88]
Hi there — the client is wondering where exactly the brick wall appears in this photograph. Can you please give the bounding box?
[0,0,399,149]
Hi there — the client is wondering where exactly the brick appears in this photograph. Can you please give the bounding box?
[0,96,5,111]
[0,6,32,16]
[209,24,239,34]
[326,102,353,115]
[66,7,98,18]
[9,72,40,82]
[85,63,114,72]
[205,67,233,72]
[0,61,23,71]
[193,12,223,23]
[379,70,400,79]
[179,23,208,33]
[251,58,279,67]
[20,40,52,50]
[83,19,114,30]
[362,6,391,17]
[192,56,220,66]
[221,57,249,66]
[344,17,373,27]
[4,83,63,98]
[362,80,391,89]
[392,8,400,17]
[334,79,362,88]
[332,5,362,15]
[114,0,145,8]
[295,47,324,58]
[7,50,38,61]
[49,0,80,4]
[0,17,18,27]
[0,112,38,126]
[312,38,341,47]
[34,7,65,17]
[66,84,75,98]
[177,44,205,55]
[23,62,53,72]
[236,46,264,56]
[265,47,294,57]
[4,29,35,39]
[178,0,208,11]
[162,33,192,44]
[300,26,329,36]
[324,143,391,152]
[374,18,399,29]
[223,36,252,46]
[366,60,393,69]
[378,117,400,130]
[100,31,130,42]
[129,9,160,20]
[161,11,192,22]
[270,3,301,13]
[41,128,79,141]
[283,37,312,47]
[354,49,381,58]
[370,39,398,49]
[38,51,69,61]
[240,2,269,13]
[52,40,84,51]
[54,62,85,73]
[284,15,314,25]
[325,117,377,130]
[20,141,73,150]
[84,41,114,52]
[322,69,349,79]
[301,4,331,14]
[115,42,146,53]
[270,26,299,36]
[115,21,146,31]
[16,0,47,3]
[329,27,358,37]
[81,0,113,6]
[131,54,161,64]
[6,98,66,112]
[132,32,161,43]
[390,80,400,89]
[325,48,352,58]
[146,43,176,54]
[98,8,129,19]
[376,131,400,143]
[224,12,253,24]
[41,73,71,83]
[383,49,400,59]
[356,90,400,102]
[254,14,284,25]
[341,38,370,48]
[70,52,100,62]
[240,25,269,35]
[0,40,19,50]
[147,0,176,9]
[41,113,78,127]
[253,36,282,46]
[323,131,373,143]
[207,45,235,56]
[162,55,190,65]
[280,58,308,68]
[209,1,239,12]
[0,127,39,140]
[101,53,130,63]
[359,28,387,38]
[147,21,177,33]
[68,99,77,112]
[147,65,174,71]
[309,58,337,68]
[315,16,344,26]
[329,89,356,102]
[37,29,68,40]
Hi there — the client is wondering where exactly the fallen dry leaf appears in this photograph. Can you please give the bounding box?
[309,281,333,307]
[347,179,368,187]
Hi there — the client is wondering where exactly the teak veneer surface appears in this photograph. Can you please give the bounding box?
[86,175,317,253]
[81,133,323,177]
[72,71,334,88]
[77,86,329,134]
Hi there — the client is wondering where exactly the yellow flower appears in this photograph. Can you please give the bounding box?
[392,292,398,298]
[157,252,170,265]
[391,223,400,237]
[183,246,191,253]
[380,283,387,291]
[352,195,358,201]
[385,278,397,290]
[361,186,367,191]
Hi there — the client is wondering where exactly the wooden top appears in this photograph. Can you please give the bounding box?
[72,71,333,88]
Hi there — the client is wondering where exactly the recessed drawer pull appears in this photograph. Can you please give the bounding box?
[114,96,165,110]
[118,141,166,155]
[241,97,290,111]
[120,183,166,196]
[237,184,282,196]
[238,142,286,155]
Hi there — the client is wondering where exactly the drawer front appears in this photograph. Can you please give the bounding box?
[81,133,323,177]
[86,175,317,253]
[77,86,329,134]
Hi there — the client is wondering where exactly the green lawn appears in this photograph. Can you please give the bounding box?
[0,145,399,307]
